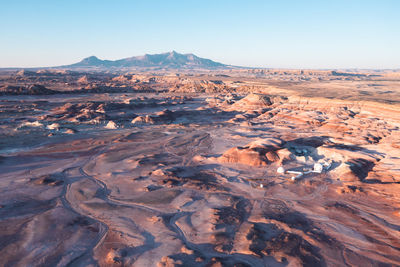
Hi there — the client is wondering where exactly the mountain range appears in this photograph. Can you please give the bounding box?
[65,51,229,70]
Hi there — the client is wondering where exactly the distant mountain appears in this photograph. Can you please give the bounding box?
[65,51,228,70]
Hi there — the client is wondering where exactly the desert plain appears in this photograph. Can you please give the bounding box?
[0,68,400,266]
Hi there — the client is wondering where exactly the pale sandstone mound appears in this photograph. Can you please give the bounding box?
[16,120,44,130]
[229,93,273,111]
[44,102,107,123]
[218,146,268,166]
[77,75,90,84]
[131,109,175,125]
[218,138,284,166]
[112,74,136,83]
[62,128,77,134]
[44,101,142,124]
[16,69,36,76]
[46,123,60,130]
[131,115,154,125]
[105,120,118,129]
[171,79,229,93]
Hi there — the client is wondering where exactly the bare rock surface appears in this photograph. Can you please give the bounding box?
[0,69,400,266]
[0,84,58,95]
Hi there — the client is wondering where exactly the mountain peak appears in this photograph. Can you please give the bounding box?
[83,56,100,61]
[76,56,103,65]
[67,52,228,69]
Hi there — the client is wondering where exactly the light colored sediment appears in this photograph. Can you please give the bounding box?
[0,71,400,266]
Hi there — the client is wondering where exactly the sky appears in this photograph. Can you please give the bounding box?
[0,0,399,69]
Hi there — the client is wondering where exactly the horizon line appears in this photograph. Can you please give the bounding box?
[0,51,398,71]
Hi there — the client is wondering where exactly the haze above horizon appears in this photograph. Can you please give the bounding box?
[0,0,399,69]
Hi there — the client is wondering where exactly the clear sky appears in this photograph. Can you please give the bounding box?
[0,0,399,69]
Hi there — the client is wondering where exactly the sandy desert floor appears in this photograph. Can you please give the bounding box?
[1,70,400,266]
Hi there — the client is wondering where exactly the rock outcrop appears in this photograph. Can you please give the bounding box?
[0,84,57,95]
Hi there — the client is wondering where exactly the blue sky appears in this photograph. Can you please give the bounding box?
[0,0,399,68]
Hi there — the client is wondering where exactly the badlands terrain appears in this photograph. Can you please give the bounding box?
[0,68,400,266]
